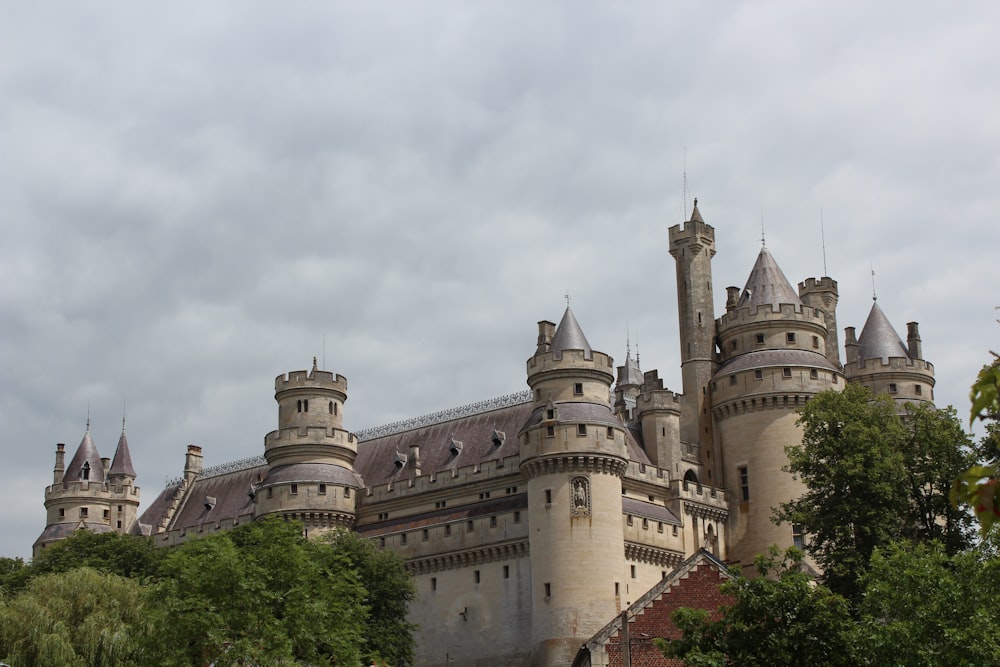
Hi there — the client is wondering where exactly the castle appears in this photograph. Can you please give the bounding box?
[36,200,935,667]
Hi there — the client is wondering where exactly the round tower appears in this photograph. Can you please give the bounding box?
[519,308,630,667]
[668,199,719,478]
[712,247,844,567]
[844,303,935,409]
[257,358,359,534]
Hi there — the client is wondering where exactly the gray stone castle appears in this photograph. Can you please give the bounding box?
[37,200,935,666]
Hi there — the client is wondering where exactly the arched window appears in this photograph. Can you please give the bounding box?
[683,469,698,488]
[329,401,334,414]
[297,400,302,413]
[81,461,91,481]
[304,399,309,412]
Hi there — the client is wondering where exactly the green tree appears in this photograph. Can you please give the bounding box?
[953,359,1000,534]
[0,557,29,598]
[659,547,855,667]
[30,530,162,581]
[0,567,152,667]
[145,519,369,666]
[852,542,1000,665]
[325,530,417,666]
[900,404,977,553]
[775,384,909,599]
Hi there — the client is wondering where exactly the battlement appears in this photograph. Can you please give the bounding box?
[526,349,615,377]
[717,301,826,329]
[845,356,934,373]
[667,219,716,246]
[798,277,838,293]
[636,389,682,412]
[264,426,357,447]
[363,454,523,504]
[275,370,348,393]
[44,481,136,500]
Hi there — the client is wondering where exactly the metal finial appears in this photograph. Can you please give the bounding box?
[122,399,127,433]
[871,263,877,302]
[820,209,828,277]
[564,291,571,308]
[760,210,766,247]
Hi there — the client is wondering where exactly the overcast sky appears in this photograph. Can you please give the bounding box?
[2,2,997,560]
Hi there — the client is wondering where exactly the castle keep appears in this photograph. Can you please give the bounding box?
[36,200,935,667]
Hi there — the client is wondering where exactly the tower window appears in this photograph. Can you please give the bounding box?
[755,333,765,345]
[627,515,634,526]
[344,487,351,498]
[832,375,839,384]
[318,484,327,495]
[329,401,334,414]
[81,462,91,481]
[793,524,805,549]
[783,368,792,378]
[615,582,620,596]
[607,426,614,439]
[297,400,302,413]
[474,570,481,584]
[631,564,637,579]
[754,370,763,380]
[290,484,298,495]
[731,340,738,350]
[445,524,452,536]
[738,466,750,501]
[544,582,551,598]
[577,424,587,436]
[730,375,737,385]
[303,400,308,412]
[431,577,437,591]
[103,509,109,519]
[400,533,407,545]
[889,383,898,393]
[546,408,555,420]
[80,508,88,518]
[467,520,475,532]
[786,332,796,344]
[546,425,555,438]
[574,383,583,395]
[544,489,552,505]
[490,515,498,527]
[422,528,429,541]
[503,565,510,579]
[812,336,820,348]
[514,511,521,523]
[915,384,923,395]
[58,508,64,518]
[810,369,819,379]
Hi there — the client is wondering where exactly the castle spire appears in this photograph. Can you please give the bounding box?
[690,197,703,223]
[109,427,136,478]
[737,247,802,310]
[63,428,105,484]
[549,306,593,359]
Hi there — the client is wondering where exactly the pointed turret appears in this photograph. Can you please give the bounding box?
[63,427,105,485]
[845,301,935,408]
[737,247,802,310]
[109,429,136,479]
[548,307,593,359]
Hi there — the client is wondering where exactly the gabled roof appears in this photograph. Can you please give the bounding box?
[857,302,910,361]
[737,246,802,310]
[63,429,105,485]
[109,430,136,478]
[549,306,593,359]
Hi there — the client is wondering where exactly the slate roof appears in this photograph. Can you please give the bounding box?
[34,521,114,547]
[109,431,136,477]
[714,349,840,378]
[64,429,106,485]
[619,349,643,386]
[549,306,593,359]
[857,302,910,361]
[736,246,802,310]
[622,496,681,525]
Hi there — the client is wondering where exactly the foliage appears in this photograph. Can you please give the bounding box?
[0,567,152,667]
[325,529,417,666]
[30,530,162,582]
[145,519,368,667]
[852,542,1000,666]
[953,359,1000,534]
[660,547,855,667]
[0,557,29,599]
[900,404,977,553]
[775,384,909,599]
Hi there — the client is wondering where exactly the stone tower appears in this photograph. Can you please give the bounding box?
[35,422,140,556]
[519,307,630,667]
[256,358,360,534]
[844,302,935,409]
[668,200,719,481]
[712,247,844,567]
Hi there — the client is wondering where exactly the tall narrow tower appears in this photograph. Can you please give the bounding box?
[257,358,359,534]
[668,200,718,478]
[519,308,630,667]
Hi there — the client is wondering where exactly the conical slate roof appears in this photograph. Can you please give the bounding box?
[549,307,593,359]
[109,430,136,478]
[64,428,105,484]
[857,302,910,361]
[689,199,704,223]
[620,346,643,386]
[736,247,802,310]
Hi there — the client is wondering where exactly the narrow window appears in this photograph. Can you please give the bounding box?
[754,369,763,380]
[889,383,898,393]
[544,489,552,505]
[490,515,497,528]
[545,425,555,438]
[467,520,474,532]
[117,504,123,512]
[503,565,510,579]
[267,488,273,499]
[474,570,481,584]
[514,511,521,523]
[627,515,634,526]
[344,487,351,498]
[445,524,452,536]
[334,402,338,415]
[117,520,122,529]
[58,508,65,518]
[81,462,90,481]
[544,583,551,598]
[574,383,583,395]
[297,400,302,413]
[318,484,327,495]
[832,374,839,384]
[738,465,750,501]
[607,426,614,439]
[546,409,555,420]
[577,424,587,436]
[658,521,664,533]
[729,375,737,385]
[793,524,805,549]
[615,582,620,596]
[755,333,765,345]
[642,518,649,529]
[400,533,407,545]
[915,384,923,395]
[731,340,737,350]
[782,368,792,378]
[672,525,678,536]
[421,528,428,541]
[329,401,334,414]
[630,564,637,579]
[786,332,796,344]
[303,399,308,412]
[290,484,298,495]
[812,335,820,348]
[431,577,437,591]
[103,509,109,519]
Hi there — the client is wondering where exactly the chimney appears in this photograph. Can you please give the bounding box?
[906,322,922,360]
[54,443,66,484]
[844,326,858,364]
[726,286,740,313]
[184,445,203,484]
[408,443,422,475]
[536,320,556,355]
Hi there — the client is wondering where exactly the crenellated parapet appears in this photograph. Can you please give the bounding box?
[844,355,935,406]
[526,349,615,405]
[264,426,357,468]
[716,302,831,363]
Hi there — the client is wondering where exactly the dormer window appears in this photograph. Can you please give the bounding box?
[394,452,407,468]
[492,429,506,447]
[449,437,463,456]
[81,462,91,481]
